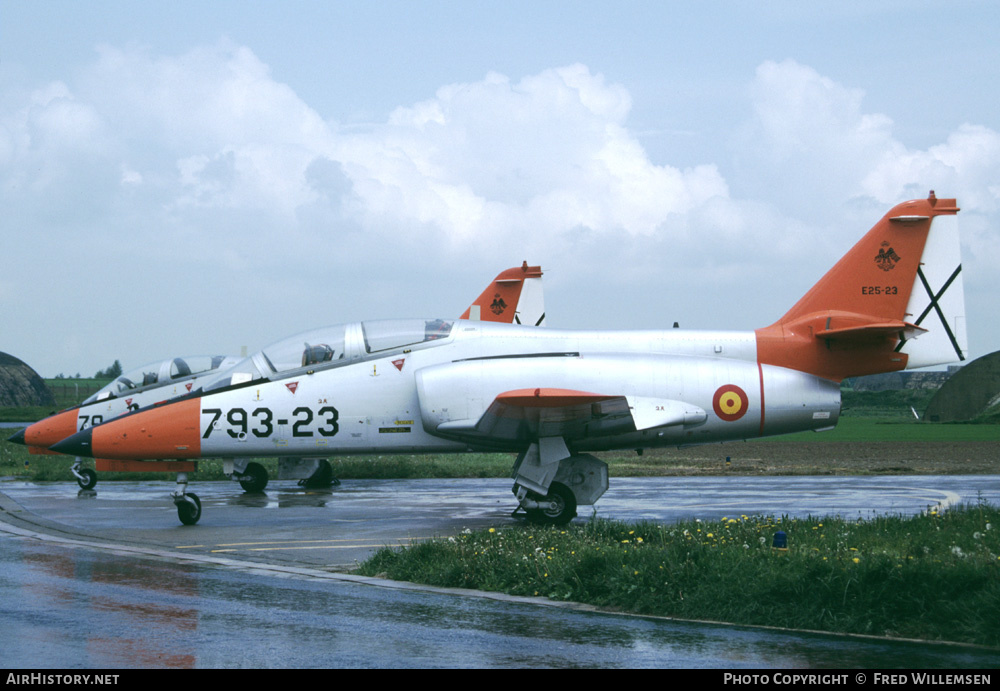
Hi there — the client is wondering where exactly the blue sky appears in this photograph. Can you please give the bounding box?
[2,1,998,376]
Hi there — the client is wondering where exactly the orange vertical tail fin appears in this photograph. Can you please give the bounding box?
[461,261,546,326]
[756,193,966,380]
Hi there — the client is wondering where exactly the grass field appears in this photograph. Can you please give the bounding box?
[779,417,1000,442]
[358,504,1000,647]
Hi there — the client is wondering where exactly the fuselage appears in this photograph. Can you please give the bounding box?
[62,319,841,461]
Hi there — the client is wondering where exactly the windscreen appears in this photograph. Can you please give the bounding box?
[203,325,349,392]
[361,319,454,353]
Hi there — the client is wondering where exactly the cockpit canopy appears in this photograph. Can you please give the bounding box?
[204,319,455,392]
[84,355,234,404]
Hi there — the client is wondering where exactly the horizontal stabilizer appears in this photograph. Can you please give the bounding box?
[814,316,928,342]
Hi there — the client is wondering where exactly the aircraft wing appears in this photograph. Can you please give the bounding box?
[434,387,707,444]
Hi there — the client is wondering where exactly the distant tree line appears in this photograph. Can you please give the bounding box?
[53,360,123,380]
[94,360,123,380]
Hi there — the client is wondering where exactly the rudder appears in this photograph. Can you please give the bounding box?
[461,261,546,326]
[756,193,963,380]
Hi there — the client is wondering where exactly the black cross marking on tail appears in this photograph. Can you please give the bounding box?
[513,312,546,326]
[894,265,965,360]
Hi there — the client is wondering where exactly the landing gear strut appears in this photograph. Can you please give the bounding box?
[71,458,97,490]
[238,462,268,493]
[172,473,202,525]
[511,439,608,526]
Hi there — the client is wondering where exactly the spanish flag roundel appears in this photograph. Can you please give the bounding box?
[713,384,749,422]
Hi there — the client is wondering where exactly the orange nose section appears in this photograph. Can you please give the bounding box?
[24,409,80,449]
[91,398,203,459]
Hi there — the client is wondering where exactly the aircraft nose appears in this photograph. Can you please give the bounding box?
[7,429,25,445]
[48,398,202,460]
[21,409,80,449]
[50,428,94,457]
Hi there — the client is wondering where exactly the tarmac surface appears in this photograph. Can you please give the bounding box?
[2,475,999,569]
[2,475,999,668]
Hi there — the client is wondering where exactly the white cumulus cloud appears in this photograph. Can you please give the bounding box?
[3,42,999,374]
[334,64,728,247]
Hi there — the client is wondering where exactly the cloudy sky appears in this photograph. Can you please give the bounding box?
[2,1,998,377]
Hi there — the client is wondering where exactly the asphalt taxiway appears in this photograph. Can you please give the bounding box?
[2,475,998,569]
[2,476,999,668]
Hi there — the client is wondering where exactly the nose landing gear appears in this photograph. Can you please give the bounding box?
[171,473,202,525]
[71,459,97,490]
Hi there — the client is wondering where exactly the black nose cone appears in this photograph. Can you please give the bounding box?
[7,429,26,445]
[50,428,94,457]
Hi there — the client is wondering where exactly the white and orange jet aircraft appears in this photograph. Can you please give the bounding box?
[10,263,545,491]
[50,195,967,526]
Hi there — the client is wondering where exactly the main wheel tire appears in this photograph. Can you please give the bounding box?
[525,481,577,526]
[239,463,268,493]
[76,467,97,490]
[177,493,202,526]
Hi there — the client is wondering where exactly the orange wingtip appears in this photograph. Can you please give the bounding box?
[496,388,615,408]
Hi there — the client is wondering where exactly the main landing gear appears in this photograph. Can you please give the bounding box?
[227,458,340,494]
[298,459,340,489]
[511,438,609,526]
[237,462,269,492]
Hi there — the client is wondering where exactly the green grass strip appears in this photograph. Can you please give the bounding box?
[357,503,1000,647]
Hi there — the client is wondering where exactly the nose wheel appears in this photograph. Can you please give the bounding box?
[171,473,202,525]
[177,493,202,525]
[71,459,97,490]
